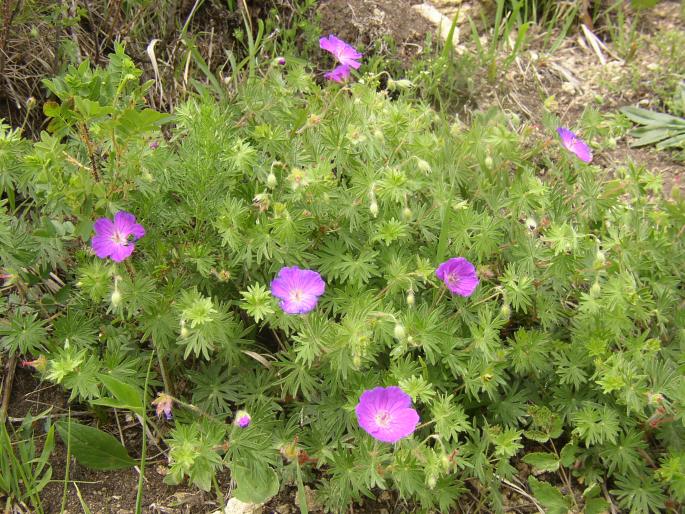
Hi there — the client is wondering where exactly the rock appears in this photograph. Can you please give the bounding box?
[218,498,264,514]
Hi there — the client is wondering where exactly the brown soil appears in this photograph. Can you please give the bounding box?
[317,0,433,64]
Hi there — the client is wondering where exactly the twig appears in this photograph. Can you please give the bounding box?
[0,353,17,422]
[601,481,619,514]
[498,476,545,514]
[7,411,91,423]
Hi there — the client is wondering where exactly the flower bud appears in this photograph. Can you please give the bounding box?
[234,410,251,428]
[427,475,437,490]
[369,200,379,218]
[406,290,415,306]
[484,156,494,170]
[500,303,511,319]
[20,355,48,373]
[593,250,606,269]
[440,454,451,472]
[590,281,601,298]
[416,158,431,173]
[275,57,286,66]
[393,324,406,340]
[110,289,122,307]
[394,79,413,90]
[180,320,189,338]
[267,172,277,189]
[401,207,413,221]
[387,78,397,91]
[353,354,362,368]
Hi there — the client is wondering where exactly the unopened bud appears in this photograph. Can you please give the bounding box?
[440,454,451,472]
[387,78,397,91]
[393,324,406,340]
[406,290,415,306]
[180,320,189,338]
[369,200,379,218]
[416,158,431,173]
[427,475,437,489]
[401,207,413,221]
[353,354,361,367]
[590,281,601,298]
[484,156,494,169]
[267,172,277,189]
[394,79,413,90]
[110,289,122,307]
[27,97,37,108]
[275,57,286,66]
[593,250,606,269]
[500,303,511,319]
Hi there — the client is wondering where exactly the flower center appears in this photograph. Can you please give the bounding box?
[374,410,392,428]
[110,230,128,246]
[289,288,304,304]
[446,273,460,287]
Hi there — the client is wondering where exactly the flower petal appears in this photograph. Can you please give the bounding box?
[93,217,115,237]
[91,234,115,258]
[109,243,135,262]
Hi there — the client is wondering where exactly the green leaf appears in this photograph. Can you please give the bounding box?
[584,497,610,514]
[631,0,661,9]
[232,465,279,503]
[524,429,550,443]
[90,375,144,416]
[528,476,572,514]
[55,421,135,470]
[559,442,578,467]
[522,452,560,473]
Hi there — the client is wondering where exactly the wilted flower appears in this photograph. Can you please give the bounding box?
[91,211,145,262]
[355,386,420,443]
[435,257,479,297]
[152,393,173,420]
[319,34,362,70]
[557,127,592,163]
[149,140,159,150]
[234,410,251,428]
[270,266,326,314]
[324,64,351,83]
[20,355,48,373]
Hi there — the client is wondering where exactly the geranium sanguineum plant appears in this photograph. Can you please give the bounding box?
[270,266,325,314]
[355,386,420,443]
[91,211,145,262]
[320,34,361,82]
[435,257,479,297]
[557,127,592,163]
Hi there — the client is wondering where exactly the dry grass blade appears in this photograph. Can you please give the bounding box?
[146,38,164,106]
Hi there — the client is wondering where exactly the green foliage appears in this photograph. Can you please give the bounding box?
[621,105,685,150]
[55,421,135,470]
[0,416,55,513]
[2,48,685,512]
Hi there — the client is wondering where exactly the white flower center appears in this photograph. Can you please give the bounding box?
[289,288,304,304]
[111,230,128,245]
[446,273,460,287]
[374,410,392,428]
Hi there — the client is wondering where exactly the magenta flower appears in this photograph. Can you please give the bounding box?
[234,410,251,428]
[270,266,325,314]
[355,386,420,443]
[91,211,145,262]
[436,257,479,297]
[557,127,592,163]
[319,35,362,70]
[324,64,351,83]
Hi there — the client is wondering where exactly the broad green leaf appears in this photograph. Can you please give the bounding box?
[55,421,135,470]
[656,133,685,150]
[621,106,685,128]
[584,497,610,514]
[522,451,560,472]
[523,429,550,443]
[559,442,578,467]
[90,375,144,416]
[528,476,572,514]
[232,465,279,503]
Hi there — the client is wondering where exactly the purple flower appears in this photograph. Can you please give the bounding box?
[234,410,251,428]
[324,64,351,83]
[91,211,145,262]
[355,386,419,443]
[152,393,173,420]
[557,127,592,163]
[149,141,159,150]
[436,257,479,297]
[319,35,362,69]
[270,266,325,314]
[276,57,286,66]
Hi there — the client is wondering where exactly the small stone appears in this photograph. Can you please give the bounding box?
[222,498,264,514]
